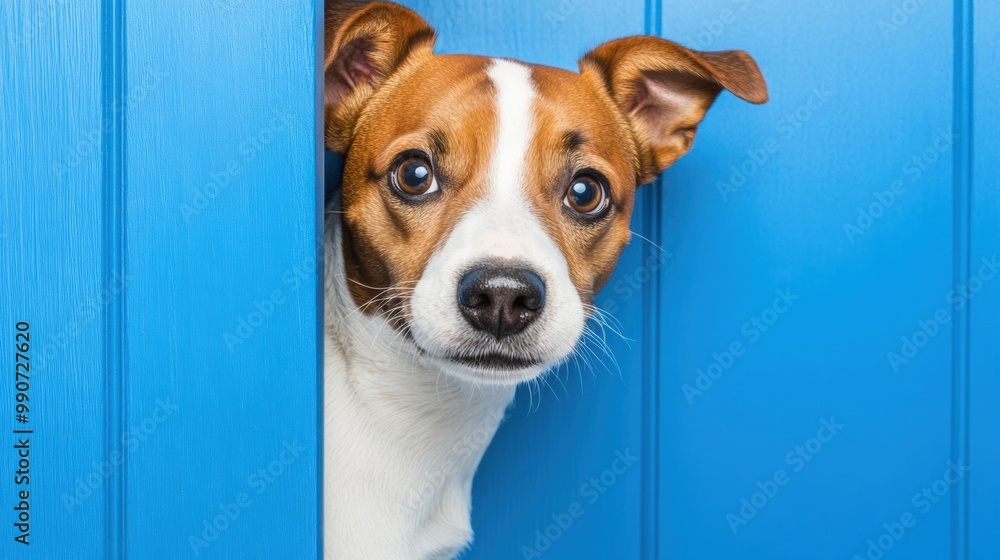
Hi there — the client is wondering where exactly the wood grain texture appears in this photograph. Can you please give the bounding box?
[1,2,108,558]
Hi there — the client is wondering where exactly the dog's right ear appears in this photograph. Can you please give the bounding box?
[324,1,436,153]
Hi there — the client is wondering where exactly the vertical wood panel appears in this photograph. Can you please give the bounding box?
[970,1,999,558]
[0,2,107,558]
[659,1,955,558]
[102,0,127,555]
[951,1,973,557]
[122,2,321,558]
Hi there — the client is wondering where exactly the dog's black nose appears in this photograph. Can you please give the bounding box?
[457,265,545,338]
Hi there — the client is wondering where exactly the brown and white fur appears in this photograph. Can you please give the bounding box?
[322,2,767,558]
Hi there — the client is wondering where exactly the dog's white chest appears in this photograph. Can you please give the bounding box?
[323,218,513,560]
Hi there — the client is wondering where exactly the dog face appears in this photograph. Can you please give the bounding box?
[325,1,767,384]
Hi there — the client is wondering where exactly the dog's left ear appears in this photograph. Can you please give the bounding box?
[324,1,436,153]
[580,37,768,184]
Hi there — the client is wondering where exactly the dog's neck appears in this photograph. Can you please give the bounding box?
[324,211,515,560]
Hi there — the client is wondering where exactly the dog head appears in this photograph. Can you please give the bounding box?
[325,1,767,385]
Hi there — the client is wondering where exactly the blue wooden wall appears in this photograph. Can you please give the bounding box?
[2,1,998,559]
[1,1,321,558]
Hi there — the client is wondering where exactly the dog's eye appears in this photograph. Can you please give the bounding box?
[563,173,608,216]
[392,154,437,196]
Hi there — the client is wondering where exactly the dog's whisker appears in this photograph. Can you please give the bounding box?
[582,303,631,345]
[538,373,560,406]
[384,320,412,350]
[524,378,537,414]
[551,366,569,397]
[583,302,627,333]
[580,327,623,380]
[342,291,403,321]
[582,325,616,362]
[629,230,671,256]
[345,289,416,324]
[345,277,420,292]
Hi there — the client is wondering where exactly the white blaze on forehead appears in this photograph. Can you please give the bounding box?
[486,59,536,204]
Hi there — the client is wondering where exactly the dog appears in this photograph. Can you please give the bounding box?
[323,1,767,558]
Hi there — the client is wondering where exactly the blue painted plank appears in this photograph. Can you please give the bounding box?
[952,1,974,557]
[0,2,108,558]
[394,2,650,559]
[970,1,1000,558]
[659,1,956,559]
[121,2,321,558]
